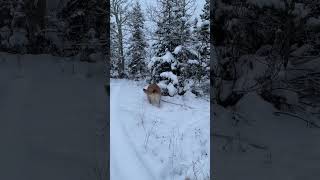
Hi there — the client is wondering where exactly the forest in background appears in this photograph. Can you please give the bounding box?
[0,0,107,61]
[212,1,320,179]
[213,0,320,114]
[1,0,319,112]
[0,0,210,97]
[111,0,210,97]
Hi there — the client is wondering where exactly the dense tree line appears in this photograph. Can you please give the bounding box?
[213,0,320,113]
[1,0,210,96]
[110,0,210,97]
[0,0,107,61]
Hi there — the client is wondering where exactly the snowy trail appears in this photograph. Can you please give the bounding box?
[213,93,320,180]
[110,79,210,180]
[110,81,155,180]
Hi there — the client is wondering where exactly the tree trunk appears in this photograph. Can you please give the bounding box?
[115,16,125,78]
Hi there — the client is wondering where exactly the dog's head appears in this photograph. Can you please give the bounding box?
[143,85,149,94]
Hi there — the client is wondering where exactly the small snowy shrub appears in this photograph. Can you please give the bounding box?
[149,44,209,96]
[148,50,180,96]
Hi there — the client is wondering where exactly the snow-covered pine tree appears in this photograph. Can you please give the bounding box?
[127,1,148,80]
[152,0,193,55]
[191,0,210,95]
[152,0,176,56]
[173,0,210,96]
[199,0,210,69]
[148,50,180,96]
[149,0,205,96]
[149,0,181,95]
[173,0,193,46]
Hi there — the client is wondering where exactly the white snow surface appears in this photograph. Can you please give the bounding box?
[0,52,106,179]
[213,92,320,179]
[111,79,210,180]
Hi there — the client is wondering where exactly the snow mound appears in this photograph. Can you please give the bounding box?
[162,51,176,63]
[148,51,177,69]
[166,83,177,96]
[187,59,199,64]
[173,45,182,54]
[160,71,178,84]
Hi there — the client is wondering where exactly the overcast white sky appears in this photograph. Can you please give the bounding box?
[48,0,206,22]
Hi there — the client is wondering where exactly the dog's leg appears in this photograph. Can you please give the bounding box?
[147,96,152,103]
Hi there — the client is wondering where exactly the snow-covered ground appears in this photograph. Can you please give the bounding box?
[111,79,210,180]
[213,92,320,180]
[0,52,106,179]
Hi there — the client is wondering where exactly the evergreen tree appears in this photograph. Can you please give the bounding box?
[127,1,148,80]
[149,0,181,95]
[152,0,194,56]
[200,0,209,21]
[197,0,210,80]
[152,0,176,56]
[148,0,209,96]
[148,50,180,96]
[213,0,320,108]
[59,0,107,56]
[173,0,192,46]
